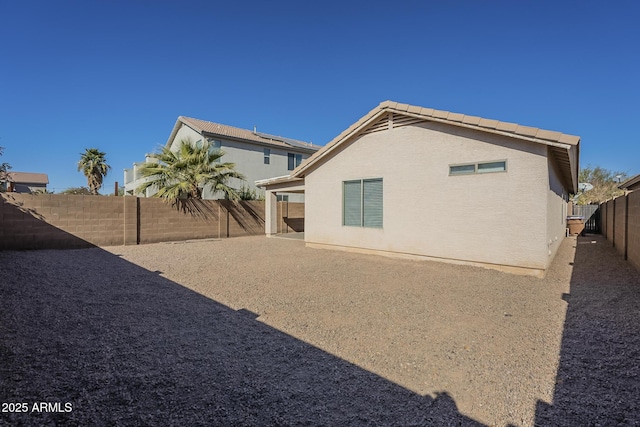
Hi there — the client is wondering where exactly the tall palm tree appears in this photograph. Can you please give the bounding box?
[136,139,244,202]
[78,148,111,195]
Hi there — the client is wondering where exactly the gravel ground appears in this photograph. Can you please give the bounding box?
[1,234,638,426]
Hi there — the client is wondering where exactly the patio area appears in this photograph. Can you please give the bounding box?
[1,234,638,426]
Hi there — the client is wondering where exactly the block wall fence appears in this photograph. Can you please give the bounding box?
[601,191,640,271]
[0,194,303,250]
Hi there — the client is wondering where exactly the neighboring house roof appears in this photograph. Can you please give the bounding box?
[167,116,319,154]
[619,173,640,191]
[6,172,49,184]
[292,100,581,192]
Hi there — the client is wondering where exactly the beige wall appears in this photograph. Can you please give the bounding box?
[546,149,568,264]
[304,122,558,273]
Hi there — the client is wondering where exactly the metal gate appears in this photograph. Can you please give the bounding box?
[572,204,601,233]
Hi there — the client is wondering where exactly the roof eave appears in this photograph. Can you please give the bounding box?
[293,102,580,185]
[619,173,640,190]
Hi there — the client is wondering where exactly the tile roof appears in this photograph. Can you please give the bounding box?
[292,100,580,192]
[173,116,319,153]
[6,172,49,184]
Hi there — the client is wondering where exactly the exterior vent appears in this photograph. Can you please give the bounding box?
[361,113,391,135]
[391,113,427,128]
[361,113,428,136]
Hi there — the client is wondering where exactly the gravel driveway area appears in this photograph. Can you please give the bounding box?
[1,234,639,426]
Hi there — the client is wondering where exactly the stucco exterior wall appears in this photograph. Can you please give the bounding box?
[171,125,202,149]
[304,122,551,272]
[546,150,568,267]
[169,124,311,201]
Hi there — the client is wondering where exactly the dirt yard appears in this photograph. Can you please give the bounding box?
[1,234,639,426]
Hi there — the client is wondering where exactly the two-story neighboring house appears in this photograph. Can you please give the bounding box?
[124,116,319,200]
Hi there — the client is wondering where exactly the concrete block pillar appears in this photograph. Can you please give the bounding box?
[265,190,278,236]
[123,196,139,245]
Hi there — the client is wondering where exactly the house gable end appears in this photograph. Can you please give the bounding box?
[294,101,580,193]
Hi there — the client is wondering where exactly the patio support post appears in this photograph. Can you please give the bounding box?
[265,190,278,236]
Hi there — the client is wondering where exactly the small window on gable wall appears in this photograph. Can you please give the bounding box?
[264,148,271,164]
[449,160,507,175]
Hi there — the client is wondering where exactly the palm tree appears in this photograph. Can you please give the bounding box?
[0,146,10,179]
[78,148,111,195]
[0,146,10,192]
[136,139,244,203]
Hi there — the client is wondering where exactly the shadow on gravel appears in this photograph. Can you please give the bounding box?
[535,235,640,425]
[0,247,484,426]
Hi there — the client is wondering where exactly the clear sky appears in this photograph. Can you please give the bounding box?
[1,0,638,193]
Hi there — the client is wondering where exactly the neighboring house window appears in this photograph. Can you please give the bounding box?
[277,194,289,202]
[264,148,271,165]
[343,178,383,228]
[449,160,507,175]
[208,139,222,162]
[288,153,302,170]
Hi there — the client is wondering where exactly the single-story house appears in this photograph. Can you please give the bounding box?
[1,172,49,193]
[125,117,319,200]
[258,101,580,277]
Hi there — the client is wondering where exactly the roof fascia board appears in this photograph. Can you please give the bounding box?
[619,173,640,189]
[392,109,576,151]
[293,106,575,177]
[165,117,196,148]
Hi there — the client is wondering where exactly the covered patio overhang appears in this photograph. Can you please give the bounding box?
[255,175,305,236]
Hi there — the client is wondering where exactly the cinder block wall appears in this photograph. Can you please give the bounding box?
[1,194,305,250]
[605,200,614,243]
[138,198,223,244]
[0,193,124,249]
[627,191,640,271]
[600,192,640,272]
[614,196,627,257]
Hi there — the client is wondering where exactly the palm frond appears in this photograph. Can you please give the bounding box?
[135,139,245,203]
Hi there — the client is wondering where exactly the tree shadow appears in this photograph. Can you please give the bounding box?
[174,199,265,235]
[174,198,221,220]
[535,235,640,425]
[0,247,484,426]
[223,200,265,235]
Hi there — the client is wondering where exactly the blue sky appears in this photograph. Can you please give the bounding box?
[1,0,638,193]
